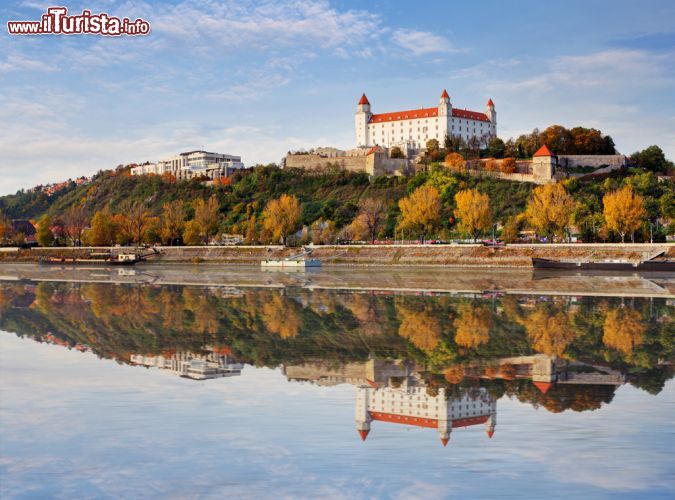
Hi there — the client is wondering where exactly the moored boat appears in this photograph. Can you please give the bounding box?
[532,257,675,272]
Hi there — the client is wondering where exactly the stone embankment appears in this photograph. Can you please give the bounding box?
[1,243,673,268]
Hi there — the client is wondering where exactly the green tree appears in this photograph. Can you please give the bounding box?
[630,145,671,173]
[36,215,54,247]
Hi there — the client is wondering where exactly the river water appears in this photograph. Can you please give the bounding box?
[0,266,673,499]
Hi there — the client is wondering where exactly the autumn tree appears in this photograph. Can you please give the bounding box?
[64,206,88,246]
[125,203,154,246]
[85,210,117,246]
[193,195,220,244]
[603,185,646,242]
[397,303,440,351]
[485,158,498,172]
[36,215,54,247]
[539,125,575,154]
[499,157,517,173]
[453,189,492,242]
[0,212,13,245]
[445,152,465,171]
[262,293,301,339]
[262,194,302,245]
[603,307,645,355]
[525,183,574,242]
[351,198,387,243]
[182,220,202,245]
[161,200,186,245]
[398,185,441,242]
[453,303,492,348]
[426,139,440,152]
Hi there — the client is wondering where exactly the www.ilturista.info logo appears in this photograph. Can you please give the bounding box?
[7,6,151,36]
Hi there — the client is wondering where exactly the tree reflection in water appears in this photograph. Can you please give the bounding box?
[0,280,672,421]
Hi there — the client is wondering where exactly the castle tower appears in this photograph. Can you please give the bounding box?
[355,93,372,147]
[438,90,451,145]
[355,386,372,441]
[486,98,496,124]
[436,387,452,446]
[486,406,497,438]
[532,144,557,182]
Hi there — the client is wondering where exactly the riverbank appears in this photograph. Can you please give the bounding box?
[1,263,673,298]
[1,243,673,268]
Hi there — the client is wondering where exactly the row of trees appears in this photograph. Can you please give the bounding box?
[396,182,648,243]
[21,179,661,247]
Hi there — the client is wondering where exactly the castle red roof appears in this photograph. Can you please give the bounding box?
[369,107,490,124]
[358,93,370,105]
[487,98,494,107]
[369,412,489,429]
[533,144,554,157]
[441,89,449,99]
[487,429,494,438]
[533,381,553,393]
[441,437,449,447]
[358,429,370,441]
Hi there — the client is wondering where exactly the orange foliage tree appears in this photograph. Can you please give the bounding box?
[397,303,440,351]
[445,152,466,171]
[603,307,645,355]
[499,157,517,173]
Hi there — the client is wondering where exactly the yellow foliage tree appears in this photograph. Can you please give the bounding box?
[182,220,202,245]
[603,185,646,242]
[397,303,440,351]
[522,305,579,357]
[398,185,441,242]
[263,293,301,339]
[453,189,492,242]
[525,183,574,242]
[603,307,645,355]
[161,200,185,245]
[445,152,466,171]
[193,195,220,244]
[262,194,302,245]
[453,303,492,348]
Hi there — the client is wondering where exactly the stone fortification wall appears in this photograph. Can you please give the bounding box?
[558,155,626,169]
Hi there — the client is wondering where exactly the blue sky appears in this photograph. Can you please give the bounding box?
[1,0,674,195]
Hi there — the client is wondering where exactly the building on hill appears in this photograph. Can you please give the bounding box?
[355,90,497,150]
[131,150,244,180]
[284,146,410,176]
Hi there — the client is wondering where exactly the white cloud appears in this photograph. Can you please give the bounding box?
[391,29,457,56]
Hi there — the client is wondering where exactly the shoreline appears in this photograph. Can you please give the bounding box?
[1,243,673,268]
[1,262,673,298]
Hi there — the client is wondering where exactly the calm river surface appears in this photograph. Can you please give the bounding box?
[0,266,673,499]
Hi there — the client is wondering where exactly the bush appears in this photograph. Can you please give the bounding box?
[500,157,517,174]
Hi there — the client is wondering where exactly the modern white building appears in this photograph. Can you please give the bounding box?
[355,376,496,445]
[355,90,497,150]
[130,349,243,380]
[130,150,244,180]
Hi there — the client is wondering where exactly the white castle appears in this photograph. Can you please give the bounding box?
[355,382,496,446]
[355,90,497,150]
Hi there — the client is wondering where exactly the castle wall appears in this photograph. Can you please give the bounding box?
[557,155,626,169]
[285,152,408,177]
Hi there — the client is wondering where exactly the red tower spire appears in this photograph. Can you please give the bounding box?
[358,93,370,105]
[358,429,370,441]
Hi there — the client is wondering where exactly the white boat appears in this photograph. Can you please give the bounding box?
[261,247,321,268]
[260,258,322,268]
